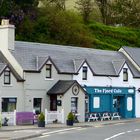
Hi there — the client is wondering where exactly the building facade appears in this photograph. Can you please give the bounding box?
[0,19,140,122]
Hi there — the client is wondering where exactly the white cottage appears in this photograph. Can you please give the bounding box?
[0,19,140,122]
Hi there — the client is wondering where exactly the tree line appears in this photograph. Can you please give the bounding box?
[0,0,139,49]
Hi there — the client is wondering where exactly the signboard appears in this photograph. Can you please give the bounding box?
[85,86,135,95]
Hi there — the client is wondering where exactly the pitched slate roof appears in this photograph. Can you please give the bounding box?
[122,47,140,67]
[0,51,24,81]
[119,51,140,78]
[47,80,86,95]
[12,41,128,76]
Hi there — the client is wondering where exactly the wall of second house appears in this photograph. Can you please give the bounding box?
[0,71,24,112]
[24,60,72,113]
[73,63,140,118]
[73,63,134,87]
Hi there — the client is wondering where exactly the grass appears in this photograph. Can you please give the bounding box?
[89,22,140,50]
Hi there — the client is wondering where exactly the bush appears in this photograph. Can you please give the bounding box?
[38,112,45,122]
[67,112,75,121]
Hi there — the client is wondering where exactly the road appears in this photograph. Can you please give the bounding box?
[29,121,140,140]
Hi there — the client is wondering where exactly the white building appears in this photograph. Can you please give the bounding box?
[0,19,140,122]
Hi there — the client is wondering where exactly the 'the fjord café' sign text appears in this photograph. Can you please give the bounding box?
[92,87,135,95]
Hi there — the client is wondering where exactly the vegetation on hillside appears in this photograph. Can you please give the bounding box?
[0,0,140,50]
[89,22,140,50]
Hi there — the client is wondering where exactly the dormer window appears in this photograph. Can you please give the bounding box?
[46,64,52,78]
[123,68,128,82]
[4,69,11,85]
[82,66,87,80]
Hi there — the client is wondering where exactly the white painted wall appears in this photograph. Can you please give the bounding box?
[73,62,140,117]
[24,60,72,112]
[0,70,24,112]
[59,85,85,123]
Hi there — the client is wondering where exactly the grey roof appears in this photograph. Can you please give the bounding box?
[0,51,23,81]
[122,47,140,67]
[47,80,77,95]
[119,52,140,78]
[12,41,128,76]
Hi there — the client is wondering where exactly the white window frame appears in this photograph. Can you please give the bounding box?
[93,97,100,108]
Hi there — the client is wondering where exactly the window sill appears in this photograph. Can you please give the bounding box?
[2,84,13,87]
[45,78,54,81]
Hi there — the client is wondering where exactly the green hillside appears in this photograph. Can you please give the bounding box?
[89,22,140,50]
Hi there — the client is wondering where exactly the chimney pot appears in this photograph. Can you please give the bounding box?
[1,19,9,26]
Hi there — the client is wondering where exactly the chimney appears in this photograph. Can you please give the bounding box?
[0,19,15,51]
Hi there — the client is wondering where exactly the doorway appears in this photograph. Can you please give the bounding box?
[50,95,57,111]
[113,96,125,117]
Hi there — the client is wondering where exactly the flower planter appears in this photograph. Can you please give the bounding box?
[38,121,45,127]
[66,120,74,126]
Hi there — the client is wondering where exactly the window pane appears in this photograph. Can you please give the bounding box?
[82,67,87,80]
[33,98,42,114]
[71,97,78,113]
[46,64,51,78]
[2,98,16,112]
[127,97,132,111]
[123,68,128,81]
[4,70,10,84]
[93,97,100,108]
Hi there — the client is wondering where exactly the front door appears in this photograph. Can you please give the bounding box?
[113,96,125,117]
[50,95,57,111]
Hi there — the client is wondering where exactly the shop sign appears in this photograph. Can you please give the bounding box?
[91,87,135,94]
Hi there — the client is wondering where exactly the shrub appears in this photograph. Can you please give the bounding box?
[38,112,45,122]
[67,112,75,121]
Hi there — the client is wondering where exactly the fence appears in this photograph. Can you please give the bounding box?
[0,109,65,126]
[1,110,16,126]
[45,109,64,124]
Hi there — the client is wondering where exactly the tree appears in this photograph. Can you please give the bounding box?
[110,0,140,27]
[76,0,94,23]
[95,0,110,24]
[0,0,39,26]
[40,0,67,10]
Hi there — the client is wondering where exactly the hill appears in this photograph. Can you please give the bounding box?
[89,22,140,50]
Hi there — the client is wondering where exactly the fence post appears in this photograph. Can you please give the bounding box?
[0,112,2,127]
[13,110,16,126]
[45,109,47,124]
[61,109,64,124]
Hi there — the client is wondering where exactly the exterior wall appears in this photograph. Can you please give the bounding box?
[58,85,85,123]
[73,62,140,118]
[24,60,72,112]
[0,71,24,112]
[86,86,135,118]
[73,63,134,87]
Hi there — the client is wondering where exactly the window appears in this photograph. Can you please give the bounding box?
[4,69,11,85]
[2,98,17,112]
[33,98,42,114]
[46,64,52,78]
[123,68,128,81]
[71,97,78,113]
[93,97,100,108]
[127,97,132,111]
[82,66,87,80]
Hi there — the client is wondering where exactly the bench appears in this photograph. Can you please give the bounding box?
[101,112,110,121]
[88,113,99,122]
[111,112,121,120]
[16,112,36,125]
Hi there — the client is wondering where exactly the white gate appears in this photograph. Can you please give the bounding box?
[1,110,16,126]
[45,109,64,124]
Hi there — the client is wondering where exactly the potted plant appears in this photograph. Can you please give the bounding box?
[38,112,45,127]
[66,112,75,126]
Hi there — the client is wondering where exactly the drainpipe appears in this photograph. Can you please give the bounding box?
[107,76,112,86]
